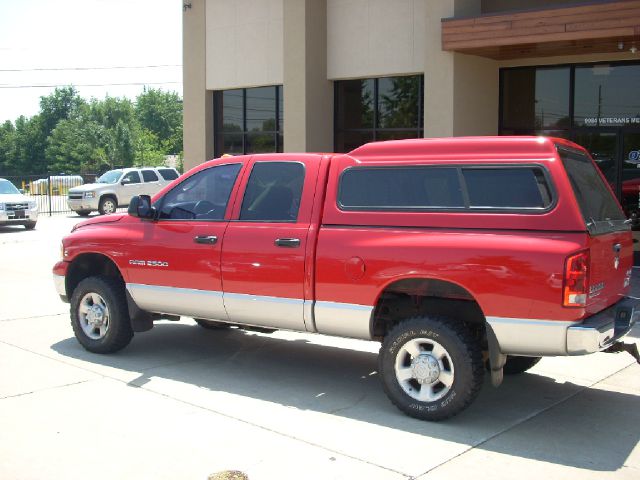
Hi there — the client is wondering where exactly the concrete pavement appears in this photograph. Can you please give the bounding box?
[0,215,639,479]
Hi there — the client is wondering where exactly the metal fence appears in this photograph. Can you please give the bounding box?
[2,174,98,216]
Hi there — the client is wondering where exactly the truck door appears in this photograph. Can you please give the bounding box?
[124,162,245,320]
[221,156,320,331]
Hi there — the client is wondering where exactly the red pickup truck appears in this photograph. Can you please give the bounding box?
[53,136,639,420]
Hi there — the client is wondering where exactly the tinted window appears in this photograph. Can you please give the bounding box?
[339,167,464,209]
[334,75,424,153]
[501,67,570,130]
[558,148,627,234]
[158,168,179,181]
[158,164,242,220]
[141,170,159,182]
[240,162,305,222]
[122,171,141,184]
[463,168,551,209]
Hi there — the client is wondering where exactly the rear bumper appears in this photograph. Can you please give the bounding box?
[487,296,639,356]
[567,297,639,355]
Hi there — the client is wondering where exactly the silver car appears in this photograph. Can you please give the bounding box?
[67,167,180,216]
[0,178,38,229]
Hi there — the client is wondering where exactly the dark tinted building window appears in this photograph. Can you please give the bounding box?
[574,64,640,127]
[214,86,283,156]
[501,67,570,132]
[338,166,552,212]
[240,162,305,222]
[335,75,423,152]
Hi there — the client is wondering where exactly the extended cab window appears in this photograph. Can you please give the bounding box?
[122,171,141,184]
[240,162,305,222]
[157,163,242,220]
[338,165,553,212]
[141,170,159,182]
[558,147,628,235]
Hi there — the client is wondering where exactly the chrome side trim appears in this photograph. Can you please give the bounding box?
[314,301,374,340]
[303,299,316,332]
[53,274,66,297]
[126,283,228,321]
[486,316,574,356]
[223,292,305,331]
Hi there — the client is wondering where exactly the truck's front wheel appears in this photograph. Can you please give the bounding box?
[379,317,484,421]
[70,276,133,353]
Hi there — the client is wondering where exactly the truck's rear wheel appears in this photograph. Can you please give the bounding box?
[70,276,133,353]
[379,317,484,421]
[503,356,541,375]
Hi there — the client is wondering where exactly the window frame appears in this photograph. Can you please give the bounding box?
[334,75,424,153]
[237,161,306,224]
[336,164,557,214]
[154,162,243,223]
[213,85,283,157]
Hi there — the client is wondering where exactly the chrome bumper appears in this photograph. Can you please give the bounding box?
[53,274,67,302]
[567,297,639,355]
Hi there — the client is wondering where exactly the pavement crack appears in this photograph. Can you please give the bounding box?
[0,313,67,322]
[0,379,92,400]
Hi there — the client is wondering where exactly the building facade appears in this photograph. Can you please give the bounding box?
[183,0,640,213]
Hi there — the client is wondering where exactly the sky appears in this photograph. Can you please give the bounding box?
[0,0,182,123]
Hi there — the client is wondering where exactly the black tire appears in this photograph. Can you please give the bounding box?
[503,356,541,375]
[194,318,230,330]
[98,196,117,215]
[379,317,484,421]
[24,221,36,230]
[70,276,133,353]
[76,210,91,217]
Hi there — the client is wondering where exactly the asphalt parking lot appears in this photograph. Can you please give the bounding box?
[1,215,639,480]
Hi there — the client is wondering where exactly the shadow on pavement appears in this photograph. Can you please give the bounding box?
[51,322,640,472]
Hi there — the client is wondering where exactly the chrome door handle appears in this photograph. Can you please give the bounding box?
[194,235,218,245]
[275,238,300,248]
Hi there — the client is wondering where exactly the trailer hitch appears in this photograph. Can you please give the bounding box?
[603,342,640,364]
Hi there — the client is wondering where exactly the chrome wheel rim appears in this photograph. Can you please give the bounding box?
[78,292,110,340]
[102,200,115,214]
[394,338,454,402]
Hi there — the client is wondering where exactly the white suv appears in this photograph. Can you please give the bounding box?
[67,167,180,216]
[0,178,38,229]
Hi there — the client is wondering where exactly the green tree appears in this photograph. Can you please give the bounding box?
[46,118,108,173]
[136,88,183,154]
[0,120,16,175]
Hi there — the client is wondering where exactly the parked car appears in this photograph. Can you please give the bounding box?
[66,167,180,216]
[0,178,38,229]
[53,137,638,421]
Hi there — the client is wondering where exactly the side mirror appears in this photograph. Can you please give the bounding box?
[128,195,156,220]
[19,189,25,194]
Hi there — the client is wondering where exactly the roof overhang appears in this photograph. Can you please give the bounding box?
[442,0,640,60]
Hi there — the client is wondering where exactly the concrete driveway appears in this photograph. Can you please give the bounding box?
[1,215,639,480]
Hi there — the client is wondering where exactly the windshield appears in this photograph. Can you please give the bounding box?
[97,170,123,184]
[0,179,20,195]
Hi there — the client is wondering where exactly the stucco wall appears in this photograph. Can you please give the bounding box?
[327,0,428,80]
[205,0,283,90]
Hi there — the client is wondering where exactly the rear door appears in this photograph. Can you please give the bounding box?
[221,156,321,331]
[140,169,161,196]
[558,146,632,314]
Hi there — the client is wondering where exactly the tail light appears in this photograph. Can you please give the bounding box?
[563,250,589,307]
